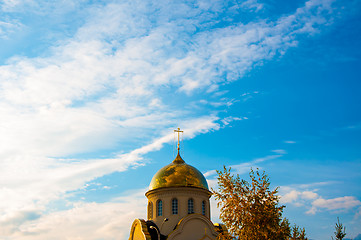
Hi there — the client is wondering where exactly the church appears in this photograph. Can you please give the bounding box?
[128,129,227,240]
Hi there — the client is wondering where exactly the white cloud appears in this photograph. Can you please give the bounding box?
[354,207,361,220]
[0,116,222,219]
[302,191,319,200]
[240,0,264,12]
[281,189,319,204]
[282,190,301,203]
[312,196,361,211]
[240,91,260,102]
[204,170,217,178]
[1,0,28,10]
[221,116,245,126]
[0,189,147,240]
[0,19,23,39]
[208,153,284,177]
[280,185,361,215]
[1,0,87,14]
[271,149,287,154]
[205,152,284,186]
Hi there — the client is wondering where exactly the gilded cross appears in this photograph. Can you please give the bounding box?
[174,128,183,152]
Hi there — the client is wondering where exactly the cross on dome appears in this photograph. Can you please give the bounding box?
[174,127,183,153]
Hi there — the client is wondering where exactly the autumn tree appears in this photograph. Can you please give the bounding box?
[332,217,347,240]
[216,231,235,240]
[290,224,308,240]
[213,167,307,240]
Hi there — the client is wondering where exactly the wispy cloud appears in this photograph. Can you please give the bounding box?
[240,0,264,12]
[0,19,23,39]
[0,117,222,229]
[204,151,284,183]
[354,207,361,220]
[271,149,287,154]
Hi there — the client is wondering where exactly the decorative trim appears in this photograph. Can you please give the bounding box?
[146,187,211,198]
[128,219,152,240]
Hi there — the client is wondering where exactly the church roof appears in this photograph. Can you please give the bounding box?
[148,152,209,191]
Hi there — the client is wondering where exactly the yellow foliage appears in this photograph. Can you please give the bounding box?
[213,167,307,240]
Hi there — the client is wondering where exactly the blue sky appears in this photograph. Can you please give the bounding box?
[0,0,360,239]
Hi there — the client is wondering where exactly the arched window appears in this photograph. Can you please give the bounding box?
[202,201,206,216]
[188,198,194,214]
[172,198,178,215]
[148,202,153,219]
[157,200,163,216]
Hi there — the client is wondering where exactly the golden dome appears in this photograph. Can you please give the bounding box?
[148,153,209,191]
